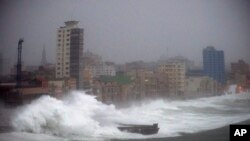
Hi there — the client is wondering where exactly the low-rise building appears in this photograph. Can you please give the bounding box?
[92,73,133,105]
[186,76,220,97]
[48,78,76,98]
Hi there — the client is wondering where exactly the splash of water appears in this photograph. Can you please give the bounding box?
[11,90,250,140]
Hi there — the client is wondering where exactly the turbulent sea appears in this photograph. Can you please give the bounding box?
[1,88,250,141]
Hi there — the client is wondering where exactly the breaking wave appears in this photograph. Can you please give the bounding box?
[11,90,250,140]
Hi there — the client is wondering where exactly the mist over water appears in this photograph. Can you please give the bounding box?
[7,90,250,140]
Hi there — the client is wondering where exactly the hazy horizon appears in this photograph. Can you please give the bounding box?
[1,0,250,71]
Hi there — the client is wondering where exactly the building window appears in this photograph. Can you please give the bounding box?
[58,35,61,37]
[58,39,61,42]
[67,34,70,37]
[57,67,60,70]
[58,44,61,46]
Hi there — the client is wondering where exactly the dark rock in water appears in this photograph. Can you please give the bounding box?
[117,123,159,135]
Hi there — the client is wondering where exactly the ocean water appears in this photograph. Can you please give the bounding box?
[1,90,250,141]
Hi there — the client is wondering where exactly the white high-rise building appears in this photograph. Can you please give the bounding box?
[56,21,83,89]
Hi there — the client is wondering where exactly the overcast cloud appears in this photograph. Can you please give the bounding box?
[0,0,249,69]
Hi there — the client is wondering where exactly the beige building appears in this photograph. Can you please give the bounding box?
[92,74,133,105]
[48,78,76,98]
[186,76,220,97]
[128,70,169,99]
[82,67,94,89]
[158,62,186,95]
[56,21,83,89]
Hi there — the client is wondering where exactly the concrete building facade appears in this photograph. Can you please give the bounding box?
[231,60,249,75]
[92,73,133,105]
[56,21,83,89]
[158,61,186,95]
[48,78,76,98]
[131,70,169,99]
[89,63,116,77]
[230,60,250,90]
[186,76,220,97]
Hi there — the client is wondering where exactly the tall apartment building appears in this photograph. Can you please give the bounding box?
[158,61,186,95]
[203,46,225,85]
[56,21,83,89]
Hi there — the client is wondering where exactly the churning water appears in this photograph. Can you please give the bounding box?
[1,89,250,141]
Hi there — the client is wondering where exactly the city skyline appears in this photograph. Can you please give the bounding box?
[0,0,250,70]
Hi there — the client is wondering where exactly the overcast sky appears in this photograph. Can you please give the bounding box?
[0,0,250,68]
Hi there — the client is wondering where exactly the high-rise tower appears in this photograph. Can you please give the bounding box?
[203,46,225,85]
[56,21,83,89]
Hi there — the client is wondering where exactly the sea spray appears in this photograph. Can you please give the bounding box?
[11,90,250,139]
[11,91,123,138]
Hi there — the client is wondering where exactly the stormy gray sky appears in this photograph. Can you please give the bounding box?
[0,0,250,69]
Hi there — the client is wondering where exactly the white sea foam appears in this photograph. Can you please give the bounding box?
[10,89,250,140]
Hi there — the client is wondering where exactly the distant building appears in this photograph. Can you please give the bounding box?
[230,60,250,90]
[124,61,146,72]
[82,67,93,89]
[186,76,220,97]
[186,69,204,77]
[56,21,84,89]
[83,51,102,67]
[92,73,133,104]
[95,63,116,77]
[0,79,49,104]
[48,78,76,98]
[203,46,225,85]
[231,60,249,75]
[89,63,116,77]
[131,70,169,99]
[162,56,195,71]
[158,61,186,95]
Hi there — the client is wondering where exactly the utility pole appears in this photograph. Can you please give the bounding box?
[16,39,24,88]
